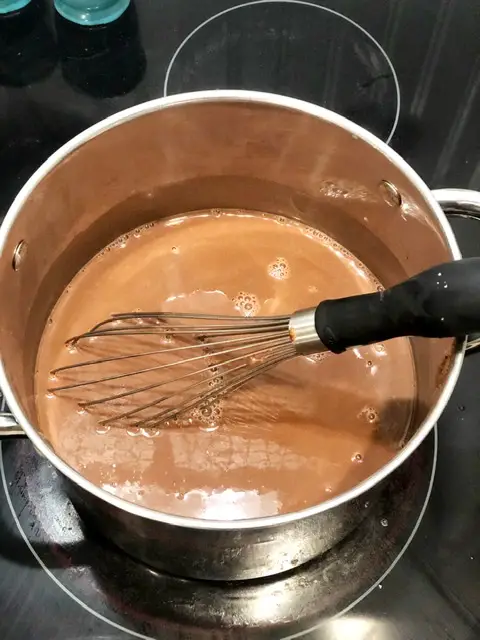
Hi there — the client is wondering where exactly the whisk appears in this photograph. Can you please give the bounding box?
[49,258,480,428]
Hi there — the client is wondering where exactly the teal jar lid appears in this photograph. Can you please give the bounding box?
[0,0,31,14]
[54,0,130,25]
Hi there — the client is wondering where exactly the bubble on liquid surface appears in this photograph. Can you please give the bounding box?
[141,427,160,438]
[373,343,386,356]
[352,452,363,463]
[109,234,128,250]
[232,291,260,317]
[358,406,380,424]
[304,352,331,364]
[95,425,110,435]
[267,257,290,280]
[192,401,223,431]
[160,332,173,344]
[126,427,141,437]
[208,375,224,389]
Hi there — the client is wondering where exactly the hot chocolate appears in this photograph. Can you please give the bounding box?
[35,210,416,520]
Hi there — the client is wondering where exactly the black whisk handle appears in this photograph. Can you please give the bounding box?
[314,258,480,354]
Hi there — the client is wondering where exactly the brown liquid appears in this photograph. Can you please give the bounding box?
[35,210,416,520]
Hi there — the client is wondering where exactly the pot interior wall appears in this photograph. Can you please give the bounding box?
[0,98,457,452]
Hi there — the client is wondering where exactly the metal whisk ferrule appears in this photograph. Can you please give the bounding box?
[289,308,326,355]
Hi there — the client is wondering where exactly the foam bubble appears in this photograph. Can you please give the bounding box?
[304,352,331,364]
[232,291,260,317]
[192,401,223,431]
[126,427,141,437]
[208,375,224,389]
[373,343,386,355]
[267,257,290,280]
[128,222,156,241]
[141,427,160,438]
[95,425,110,435]
[108,234,129,250]
[352,452,363,463]
[358,406,380,424]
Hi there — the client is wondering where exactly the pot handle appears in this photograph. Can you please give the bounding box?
[0,391,24,436]
[432,188,480,352]
[0,408,24,436]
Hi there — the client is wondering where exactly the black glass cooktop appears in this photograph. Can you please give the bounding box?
[0,1,479,638]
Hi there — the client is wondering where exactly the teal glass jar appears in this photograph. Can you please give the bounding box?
[54,0,130,25]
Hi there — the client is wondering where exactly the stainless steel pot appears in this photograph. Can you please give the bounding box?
[0,90,479,581]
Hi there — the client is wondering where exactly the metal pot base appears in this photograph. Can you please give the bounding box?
[0,432,435,634]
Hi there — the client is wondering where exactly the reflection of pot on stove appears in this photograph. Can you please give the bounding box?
[0,0,57,87]
[0,103,88,216]
[55,1,146,98]
[0,436,435,636]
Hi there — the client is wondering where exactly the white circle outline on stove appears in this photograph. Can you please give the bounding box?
[0,428,436,639]
[163,0,401,144]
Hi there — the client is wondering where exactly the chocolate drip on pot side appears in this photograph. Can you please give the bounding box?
[35,210,416,520]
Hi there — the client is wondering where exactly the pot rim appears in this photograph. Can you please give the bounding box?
[0,89,465,531]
